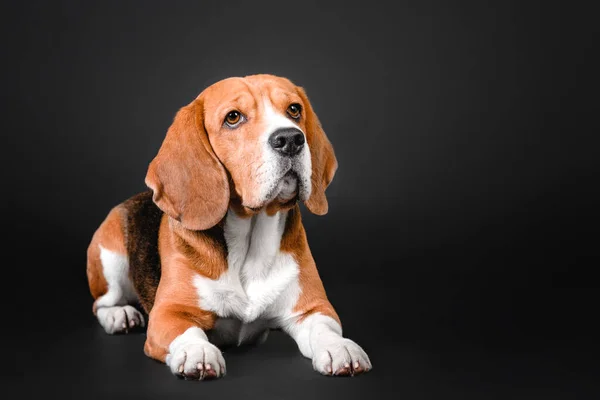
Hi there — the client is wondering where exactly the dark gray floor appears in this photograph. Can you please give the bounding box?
[6,281,600,400]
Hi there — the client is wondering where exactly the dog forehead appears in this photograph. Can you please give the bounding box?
[200,75,298,108]
[244,74,296,91]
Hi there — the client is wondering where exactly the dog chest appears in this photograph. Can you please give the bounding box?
[192,209,301,322]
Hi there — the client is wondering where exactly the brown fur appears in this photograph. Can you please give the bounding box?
[145,99,230,231]
[281,206,341,325]
[296,86,338,215]
[143,216,222,362]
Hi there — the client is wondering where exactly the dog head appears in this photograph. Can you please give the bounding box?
[145,74,337,230]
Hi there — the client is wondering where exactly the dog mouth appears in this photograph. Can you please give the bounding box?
[270,170,300,202]
[244,168,304,211]
[273,172,300,207]
[241,149,313,212]
[281,170,299,189]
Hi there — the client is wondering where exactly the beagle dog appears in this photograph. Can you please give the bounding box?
[86,74,372,379]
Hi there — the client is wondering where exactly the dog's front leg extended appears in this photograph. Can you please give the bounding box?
[144,303,225,380]
[279,215,372,376]
[284,311,372,376]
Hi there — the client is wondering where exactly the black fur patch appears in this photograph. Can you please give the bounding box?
[123,190,163,314]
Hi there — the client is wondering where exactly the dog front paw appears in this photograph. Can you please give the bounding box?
[166,341,226,380]
[312,338,372,376]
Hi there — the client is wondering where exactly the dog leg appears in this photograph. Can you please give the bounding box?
[285,313,372,376]
[144,305,225,380]
[87,207,144,334]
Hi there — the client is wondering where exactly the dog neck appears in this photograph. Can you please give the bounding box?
[223,208,289,276]
[167,203,302,280]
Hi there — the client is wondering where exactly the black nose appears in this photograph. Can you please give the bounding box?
[268,128,305,156]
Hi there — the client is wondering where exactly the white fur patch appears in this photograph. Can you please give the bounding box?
[95,246,137,308]
[94,246,142,334]
[284,313,372,375]
[167,327,226,379]
[262,98,302,133]
[193,209,301,345]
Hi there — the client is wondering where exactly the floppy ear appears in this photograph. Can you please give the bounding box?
[296,86,338,215]
[145,98,229,230]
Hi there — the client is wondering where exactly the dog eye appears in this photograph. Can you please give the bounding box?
[224,110,243,127]
[287,104,301,119]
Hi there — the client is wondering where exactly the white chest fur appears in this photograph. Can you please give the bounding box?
[193,209,301,327]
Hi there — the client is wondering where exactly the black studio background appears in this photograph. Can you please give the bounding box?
[1,0,598,399]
